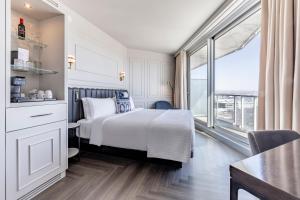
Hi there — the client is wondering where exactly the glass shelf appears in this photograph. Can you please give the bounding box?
[11,32,48,48]
[11,65,58,75]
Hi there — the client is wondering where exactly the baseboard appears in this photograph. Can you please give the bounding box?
[19,171,65,200]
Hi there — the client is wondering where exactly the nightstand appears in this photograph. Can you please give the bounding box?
[68,122,80,161]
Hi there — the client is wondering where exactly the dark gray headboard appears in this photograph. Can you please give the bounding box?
[68,87,128,122]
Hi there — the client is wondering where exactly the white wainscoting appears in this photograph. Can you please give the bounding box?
[76,45,119,78]
[65,8,176,100]
[65,8,176,103]
[129,57,145,98]
[128,49,175,109]
[66,8,128,89]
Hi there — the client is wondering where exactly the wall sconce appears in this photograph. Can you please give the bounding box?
[24,2,32,9]
[119,71,125,81]
[68,55,76,69]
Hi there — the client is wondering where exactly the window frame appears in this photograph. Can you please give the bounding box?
[188,43,209,126]
[187,2,261,146]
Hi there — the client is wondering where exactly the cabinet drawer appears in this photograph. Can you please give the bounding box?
[6,104,67,132]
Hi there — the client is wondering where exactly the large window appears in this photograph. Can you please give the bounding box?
[188,9,261,138]
[190,45,208,123]
[214,11,260,136]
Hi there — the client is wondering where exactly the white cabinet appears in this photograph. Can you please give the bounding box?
[3,0,68,199]
[6,121,67,200]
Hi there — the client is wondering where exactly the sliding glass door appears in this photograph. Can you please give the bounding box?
[188,8,261,138]
[214,11,260,136]
[190,45,208,124]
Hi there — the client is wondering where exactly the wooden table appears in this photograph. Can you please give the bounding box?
[230,139,300,200]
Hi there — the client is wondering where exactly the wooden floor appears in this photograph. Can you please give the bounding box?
[34,132,257,200]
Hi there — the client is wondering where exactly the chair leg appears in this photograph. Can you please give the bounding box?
[230,178,239,200]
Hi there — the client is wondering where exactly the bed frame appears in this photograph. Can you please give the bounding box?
[68,87,183,168]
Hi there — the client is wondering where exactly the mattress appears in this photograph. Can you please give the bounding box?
[96,109,160,151]
[81,108,195,163]
[77,109,148,150]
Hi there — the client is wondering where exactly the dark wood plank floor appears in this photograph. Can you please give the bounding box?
[34,132,257,200]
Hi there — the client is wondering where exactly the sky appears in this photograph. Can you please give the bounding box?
[191,34,260,93]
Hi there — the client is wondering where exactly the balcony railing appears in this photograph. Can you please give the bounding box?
[215,93,258,132]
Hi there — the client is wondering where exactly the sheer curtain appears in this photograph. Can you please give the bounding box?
[174,51,188,109]
[257,0,300,132]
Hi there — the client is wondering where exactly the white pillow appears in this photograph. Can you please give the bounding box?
[82,98,92,119]
[129,96,135,110]
[86,97,116,119]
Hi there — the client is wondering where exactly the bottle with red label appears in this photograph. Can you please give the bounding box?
[18,18,25,40]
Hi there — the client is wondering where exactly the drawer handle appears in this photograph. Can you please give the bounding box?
[30,113,53,118]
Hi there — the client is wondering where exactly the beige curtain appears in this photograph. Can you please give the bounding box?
[257,0,300,132]
[174,51,188,109]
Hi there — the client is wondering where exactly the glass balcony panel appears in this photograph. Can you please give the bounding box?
[190,45,208,123]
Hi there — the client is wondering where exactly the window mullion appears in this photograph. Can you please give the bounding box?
[207,38,215,128]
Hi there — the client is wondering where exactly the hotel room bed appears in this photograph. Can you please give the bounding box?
[69,88,195,163]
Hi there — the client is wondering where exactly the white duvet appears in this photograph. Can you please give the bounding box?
[89,108,195,163]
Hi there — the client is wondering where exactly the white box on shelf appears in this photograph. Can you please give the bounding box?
[17,48,29,62]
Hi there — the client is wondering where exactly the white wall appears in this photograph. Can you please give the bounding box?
[0,0,5,198]
[62,3,176,108]
[66,8,128,89]
[128,49,175,108]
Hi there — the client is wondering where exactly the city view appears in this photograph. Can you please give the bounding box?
[190,31,260,135]
[190,80,258,132]
[214,91,258,132]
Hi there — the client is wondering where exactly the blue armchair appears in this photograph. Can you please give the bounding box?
[154,101,173,110]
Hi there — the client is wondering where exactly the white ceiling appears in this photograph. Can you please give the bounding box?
[60,0,225,54]
[13,0,62,20]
